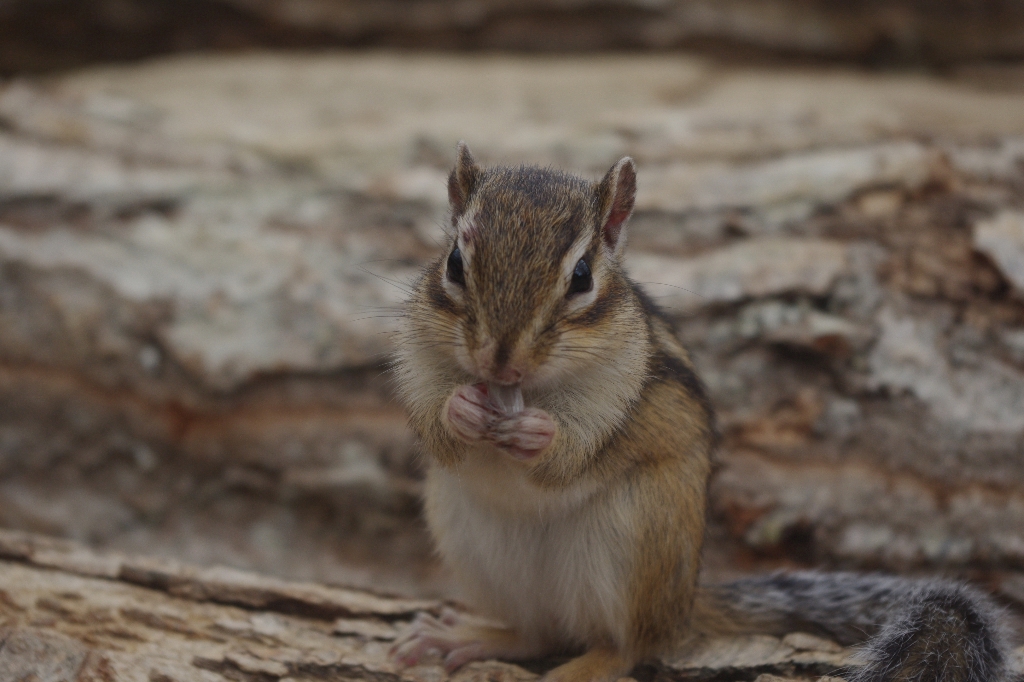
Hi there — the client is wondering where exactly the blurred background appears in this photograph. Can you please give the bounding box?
[0,0,1023,608]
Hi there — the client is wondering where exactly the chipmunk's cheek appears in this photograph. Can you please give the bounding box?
[522,355,566,391]
[452,327,481,379]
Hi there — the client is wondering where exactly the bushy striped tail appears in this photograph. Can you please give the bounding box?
[694,571,1013,682]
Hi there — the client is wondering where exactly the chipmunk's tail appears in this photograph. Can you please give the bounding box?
[692,571,1014,682]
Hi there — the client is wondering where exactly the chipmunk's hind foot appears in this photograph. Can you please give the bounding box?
[540,648,633,682]
[390,608,537,673]
[847,582,1008,682]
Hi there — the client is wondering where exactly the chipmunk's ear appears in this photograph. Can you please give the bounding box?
[597,157,636,259]
[448,141,482,221]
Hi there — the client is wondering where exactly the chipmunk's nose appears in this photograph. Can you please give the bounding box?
[492,364,523,385]
[473,336,526,385]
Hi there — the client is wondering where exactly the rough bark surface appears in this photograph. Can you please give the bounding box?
[0,528,885,682]
[1,53,1024,597]
[6,0,1024,73]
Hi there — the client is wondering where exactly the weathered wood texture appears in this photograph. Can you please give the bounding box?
[6,0,1024,73]
[1,53,1024,594]
[0,529,885,682]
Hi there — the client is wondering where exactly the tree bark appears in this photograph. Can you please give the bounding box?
[6,0,1024,73]
[0,529,869,682]
[1,53,1024,591]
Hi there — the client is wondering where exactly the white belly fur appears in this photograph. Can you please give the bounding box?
[425,451,636,652]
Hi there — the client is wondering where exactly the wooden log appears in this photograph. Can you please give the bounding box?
[6,0,1024,72]
[1,54,1024,587]
[0,529,879,682]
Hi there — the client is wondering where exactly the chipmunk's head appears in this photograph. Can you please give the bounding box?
[418,142,642,391]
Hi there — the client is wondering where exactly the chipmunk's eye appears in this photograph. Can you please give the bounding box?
[447,246,465,286]
[567,258,592,296]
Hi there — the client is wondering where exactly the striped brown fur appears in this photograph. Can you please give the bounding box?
[392,144,1015,682]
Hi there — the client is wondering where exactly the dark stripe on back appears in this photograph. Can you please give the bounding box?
[631,280,717,439]
[652,350,714,426]
[630,279,675,328]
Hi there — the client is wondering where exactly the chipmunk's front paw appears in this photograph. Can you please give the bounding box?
[446,383,499,443]
[446,384,555,460]
[492,408,556,460]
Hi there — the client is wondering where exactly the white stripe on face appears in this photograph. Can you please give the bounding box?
[442,208,479,303]
[562,230,599,315]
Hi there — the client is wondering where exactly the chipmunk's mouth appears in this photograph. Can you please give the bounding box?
[485,382,524,414]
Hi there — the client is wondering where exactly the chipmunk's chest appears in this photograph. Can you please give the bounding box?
[424,461,636,649]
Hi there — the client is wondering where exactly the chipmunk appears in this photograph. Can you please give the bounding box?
[390,142,1014,682]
